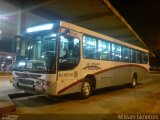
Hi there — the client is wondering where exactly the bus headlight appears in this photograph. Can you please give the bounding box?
[35,80,46,92]
[42,80,46,86]
[36,80,46,87]
[36,81,42,85]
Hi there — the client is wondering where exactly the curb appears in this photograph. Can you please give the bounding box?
[0,96,16,114]
[0,104,16,114]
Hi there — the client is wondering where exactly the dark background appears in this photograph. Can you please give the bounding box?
[109,0,160,56]
[109,0,160,68]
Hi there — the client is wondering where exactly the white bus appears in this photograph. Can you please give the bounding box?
[12,21,149,98]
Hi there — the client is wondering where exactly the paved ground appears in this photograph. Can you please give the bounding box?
[0,74,160,119]
[0,76,22,95]
[0,76,22,114]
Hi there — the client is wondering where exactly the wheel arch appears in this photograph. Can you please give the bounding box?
[131,72,138,82]
[84,74,96,90]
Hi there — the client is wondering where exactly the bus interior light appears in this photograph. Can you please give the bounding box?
[26,23,53,33]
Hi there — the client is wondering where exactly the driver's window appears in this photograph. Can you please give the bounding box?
[58,35,80,70]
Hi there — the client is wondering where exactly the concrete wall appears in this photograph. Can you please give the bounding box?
[25,12,49,27]
[0,1,49,52]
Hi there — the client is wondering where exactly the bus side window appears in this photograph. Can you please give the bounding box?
[122,47,130,62]
[143,53,148,64]
[58,35,80,70]
[83,36,97,59]
[111,43,122,61]
[98,40,111,60]
[136,51,143,63]
[131,49,136,63]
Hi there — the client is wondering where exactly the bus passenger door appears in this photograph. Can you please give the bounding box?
[57,34,81,95]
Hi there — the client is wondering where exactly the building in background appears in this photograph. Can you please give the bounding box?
[0,52,15,72]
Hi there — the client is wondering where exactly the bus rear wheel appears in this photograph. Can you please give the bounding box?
[80,78,92,99]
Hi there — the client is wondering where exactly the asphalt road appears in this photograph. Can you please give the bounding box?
[0,73,160,119]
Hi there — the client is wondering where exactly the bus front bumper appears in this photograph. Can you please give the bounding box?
[12,77,47,93]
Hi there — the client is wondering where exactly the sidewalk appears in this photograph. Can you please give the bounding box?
[0,71,12,77]
[0,76,19,114]
[0,95,16,114]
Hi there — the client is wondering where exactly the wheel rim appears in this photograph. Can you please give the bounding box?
[82,81,91,96]
[132,77,136,86]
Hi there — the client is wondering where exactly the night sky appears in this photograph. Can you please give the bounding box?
[109,0,160,54]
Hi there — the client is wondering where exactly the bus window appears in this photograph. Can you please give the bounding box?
[98,40,111,60]
[131,49,136,63]
[58,35,80,70]
[137,51,143,63]
[83,36,97,59]
[111,43,122,61]
[143,53,148,64]
[122,47,130,62]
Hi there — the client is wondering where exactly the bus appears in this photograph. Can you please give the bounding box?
[12,21,149,98]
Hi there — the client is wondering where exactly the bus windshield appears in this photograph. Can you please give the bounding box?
[13,32,57,73]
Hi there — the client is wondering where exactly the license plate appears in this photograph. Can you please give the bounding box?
[27,63,32,68]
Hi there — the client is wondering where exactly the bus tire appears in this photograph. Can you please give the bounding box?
[130,74,137,88]
[80,78,92,99]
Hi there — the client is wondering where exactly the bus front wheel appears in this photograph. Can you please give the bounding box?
[80,78,92,99]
